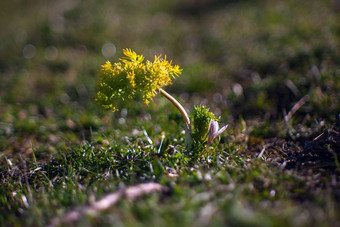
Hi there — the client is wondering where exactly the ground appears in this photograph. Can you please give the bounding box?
[0,0,339,226]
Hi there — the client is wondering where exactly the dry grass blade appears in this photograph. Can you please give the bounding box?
[284,94,310,122]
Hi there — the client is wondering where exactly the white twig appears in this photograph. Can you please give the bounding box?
[48,183,168,227]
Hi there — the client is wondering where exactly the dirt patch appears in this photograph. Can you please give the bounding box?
[284,127,340,172]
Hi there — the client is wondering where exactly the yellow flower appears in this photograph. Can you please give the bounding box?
[96,49,182,111]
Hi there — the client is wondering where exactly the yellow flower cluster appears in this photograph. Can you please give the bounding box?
[96,49,182,111]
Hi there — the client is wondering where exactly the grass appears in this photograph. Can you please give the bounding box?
[0,0,339,226]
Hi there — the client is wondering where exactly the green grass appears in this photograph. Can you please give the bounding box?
[0,0,339,226]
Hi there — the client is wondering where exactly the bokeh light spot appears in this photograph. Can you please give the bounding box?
[102,43,116,58]
[45,46,59,61]
[23,44,36,59]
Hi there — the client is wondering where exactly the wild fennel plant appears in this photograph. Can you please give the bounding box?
[96,49,227,151]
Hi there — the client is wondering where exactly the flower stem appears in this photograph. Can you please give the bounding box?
[158,88,192,150]
[159,88,190,127]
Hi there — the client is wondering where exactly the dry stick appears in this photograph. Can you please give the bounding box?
[48,183,168,227]
[158,88,192,149]
[18,154,33,203]
[284,94,310,122]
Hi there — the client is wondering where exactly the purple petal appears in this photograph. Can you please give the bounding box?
[208,119,217,133]
[208,120,223,143]
[207,120,216,142]
[213,125,228,138]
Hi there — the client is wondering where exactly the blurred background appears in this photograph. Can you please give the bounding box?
[0,0,339,160]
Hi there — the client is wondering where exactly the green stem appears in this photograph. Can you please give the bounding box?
[159,88,192,150]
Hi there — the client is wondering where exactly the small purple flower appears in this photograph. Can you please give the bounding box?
[207,119,228,143]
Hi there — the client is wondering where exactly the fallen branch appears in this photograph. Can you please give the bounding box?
[48,182,168,227]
